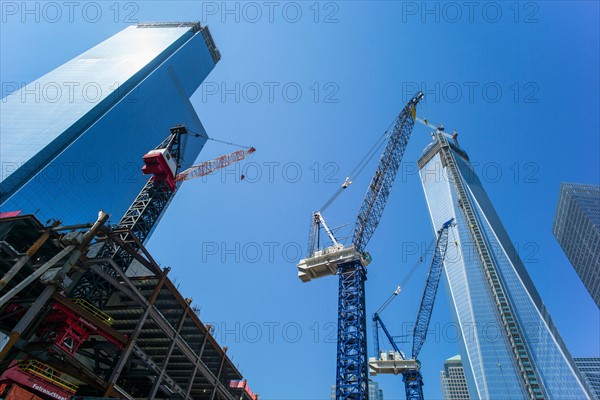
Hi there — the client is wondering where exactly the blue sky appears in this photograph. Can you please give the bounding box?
[1,1,599,399]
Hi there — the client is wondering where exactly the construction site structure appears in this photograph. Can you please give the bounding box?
[297,92,424,399]
[0,126,257,399]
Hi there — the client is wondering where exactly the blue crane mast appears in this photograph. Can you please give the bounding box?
[297,92,424,399]
[370,218,454,400]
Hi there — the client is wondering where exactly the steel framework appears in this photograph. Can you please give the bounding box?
[335,261,369,398]
[0,213,256,399]
[412,218,453,358]
[70,126,187,307]
[406,218,452,400]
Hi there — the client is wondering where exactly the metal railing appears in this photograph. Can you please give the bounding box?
[18,359,79,392]
[72,298,114,325]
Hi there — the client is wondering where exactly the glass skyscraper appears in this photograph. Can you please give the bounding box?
[575,358,600,400]
[553,183,600,308]
[1,22,220,225]
[441,354,471,400]
[418,131,592,399]
[331,381,383,400]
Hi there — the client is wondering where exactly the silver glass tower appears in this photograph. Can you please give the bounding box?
[553,183,600,308]
[418,130,592,399]
[1,22,220,225]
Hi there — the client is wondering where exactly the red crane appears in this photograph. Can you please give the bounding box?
[176,147,256,183]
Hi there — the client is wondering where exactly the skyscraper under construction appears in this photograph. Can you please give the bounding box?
[418,130,592,399]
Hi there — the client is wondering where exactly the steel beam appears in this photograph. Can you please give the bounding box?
[210,347,228,400]
[186,326,211,397]
[149,301,189,399]
[0,220,59,289]
[90,260,234,399]
[103,266,170,396]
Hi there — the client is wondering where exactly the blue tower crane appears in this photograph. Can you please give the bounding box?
[297,92,424,399]
[370,218,454,400]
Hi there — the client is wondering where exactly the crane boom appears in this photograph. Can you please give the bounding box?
[411,218,454,359]
[368,218,454,400]
[353,92,423,252]
[176,147,255,182]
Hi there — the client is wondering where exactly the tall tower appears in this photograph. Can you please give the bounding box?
[1,22,220,225]
[553,183,600,308]
[418,130,592,399]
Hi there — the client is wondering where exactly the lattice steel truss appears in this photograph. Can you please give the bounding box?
[70,126,186,308]
[335,93,423,399]
[336,260,368,400]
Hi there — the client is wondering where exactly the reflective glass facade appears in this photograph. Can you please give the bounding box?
[553,183,600,308]
[418,136,592,399]
[1,22,220,225]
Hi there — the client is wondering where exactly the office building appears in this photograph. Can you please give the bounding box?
[575,358,600,400]
[1,22,220,226]
[553,183,600,308]
[417,131,592,399]
[440,355,470,400]
[331,381,383,400]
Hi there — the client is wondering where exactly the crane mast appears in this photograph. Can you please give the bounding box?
[71,125,255,308]
[297,92,424,399]
[69,125,190,307]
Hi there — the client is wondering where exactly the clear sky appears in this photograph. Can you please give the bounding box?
[1,1,599,399]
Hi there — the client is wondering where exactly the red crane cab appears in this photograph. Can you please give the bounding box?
[142,148,178,191]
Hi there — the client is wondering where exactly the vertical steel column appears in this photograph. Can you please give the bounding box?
[185,325,212,397]
[103,267,170,396]
[210,347,228,400]
[336,261,368,400]
[148,304,190,399]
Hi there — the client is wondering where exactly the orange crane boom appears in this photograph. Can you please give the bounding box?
[176,147,256,182]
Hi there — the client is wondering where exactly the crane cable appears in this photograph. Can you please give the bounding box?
[320,125,393,213]
[375,237,437,315]
[187,129,253,150]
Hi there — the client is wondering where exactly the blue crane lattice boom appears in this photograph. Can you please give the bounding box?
[369,218,454,400]
[337,93,423,400]
[297,92,424,400]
